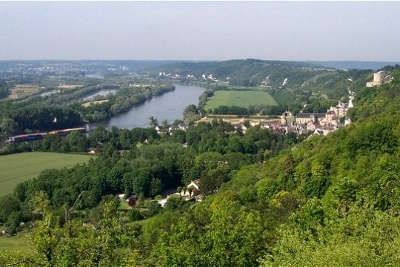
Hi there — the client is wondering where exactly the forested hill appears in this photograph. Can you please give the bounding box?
[149,59,372,111]
[149,59,319,85]
[129,70,400,266]
[149,58,370,90]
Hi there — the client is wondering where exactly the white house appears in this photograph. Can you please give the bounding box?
[181,179,201,198]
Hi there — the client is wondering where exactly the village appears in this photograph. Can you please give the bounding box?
[197,70,394,137]
[277,93,354,136]
[197,92,354,137]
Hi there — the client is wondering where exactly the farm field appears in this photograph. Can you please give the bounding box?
[0,152,93,197]
[205,90,278,110]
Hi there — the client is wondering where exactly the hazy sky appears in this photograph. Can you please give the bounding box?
[1,2,400,61]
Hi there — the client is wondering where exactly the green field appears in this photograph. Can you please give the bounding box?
[0,152,93,197]
[0,232,31,254]
[205,90,278,110]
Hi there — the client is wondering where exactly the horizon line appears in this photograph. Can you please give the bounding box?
[0,58,400,63]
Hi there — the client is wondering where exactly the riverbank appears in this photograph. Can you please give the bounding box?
[80,84,175,123]
[102,84,205,129]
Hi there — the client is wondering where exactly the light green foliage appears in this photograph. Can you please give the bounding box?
[262,206,400,267]
[1,198,139,266]
[148,192,267,267]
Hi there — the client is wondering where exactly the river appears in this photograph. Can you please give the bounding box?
[103,84,205,129]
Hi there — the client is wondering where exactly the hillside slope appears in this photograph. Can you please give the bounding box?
[135,70,400,266]
[151,59,371,112]
[151,59,370,93]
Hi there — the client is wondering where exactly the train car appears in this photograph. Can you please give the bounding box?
[6,126,88,144]
[47,127,87,136]
[54,127,87,136]
[7,132,46,143]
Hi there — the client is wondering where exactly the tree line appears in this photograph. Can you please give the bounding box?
[0,121,300,235]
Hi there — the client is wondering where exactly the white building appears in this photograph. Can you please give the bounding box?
[366,71,386,87]
[295,113,316,125]
[180,180,200,197]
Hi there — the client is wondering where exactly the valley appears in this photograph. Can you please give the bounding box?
[0,59,399,266]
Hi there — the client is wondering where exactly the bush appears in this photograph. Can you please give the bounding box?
[128,209,143,221]
[6,211,22,235]
[165,195,187,210]
[0,195,21,223]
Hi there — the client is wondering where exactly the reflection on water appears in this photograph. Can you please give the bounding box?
[105,84,205,129]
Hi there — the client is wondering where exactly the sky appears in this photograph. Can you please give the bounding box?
[0,1,400,61]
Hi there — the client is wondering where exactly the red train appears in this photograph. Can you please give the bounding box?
[6,127,87,143]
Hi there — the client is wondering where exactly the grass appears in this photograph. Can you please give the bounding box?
[119,199,131,210]
[205,90,278,110]
[0,232,32,254]
[0,152,93,197]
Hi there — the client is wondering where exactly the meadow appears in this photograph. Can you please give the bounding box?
[205,90,278,110]
[0,152,93,196]
[0,232,31,254]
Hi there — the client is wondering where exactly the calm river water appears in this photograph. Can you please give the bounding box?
[104,84,205,129]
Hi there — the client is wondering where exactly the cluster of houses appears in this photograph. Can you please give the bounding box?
[154,123,187,135]
[197,91,354,136]
[119,179,202,210]
[158,71,231,84]
[278,98,353,136]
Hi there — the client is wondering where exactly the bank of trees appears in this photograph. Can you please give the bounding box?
[0,80,8,99]
[211,105,286,116]
[0,84,175,141]
[1,105,83,136]
[0,122,298,235]
[78,84,175,122]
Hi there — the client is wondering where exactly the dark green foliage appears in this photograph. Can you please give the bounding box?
[128,208,143,221]
[212,105,286,115]
[8,105,82,135]
[0,120,296,233]
[183,104,202,125]
[164,195,187,210]
[0,80,9,99]
[0,195,20,223]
